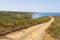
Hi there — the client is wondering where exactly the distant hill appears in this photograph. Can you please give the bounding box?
[0,11,33,19]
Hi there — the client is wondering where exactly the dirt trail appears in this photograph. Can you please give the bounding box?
[44,32,54,40]
[1,16,54,40]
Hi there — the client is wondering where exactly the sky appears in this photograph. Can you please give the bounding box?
[0,0,60,12]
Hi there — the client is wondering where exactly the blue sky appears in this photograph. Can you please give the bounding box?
[0,0,60,12]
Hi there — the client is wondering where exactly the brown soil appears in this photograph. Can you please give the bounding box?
[44,32,55,40]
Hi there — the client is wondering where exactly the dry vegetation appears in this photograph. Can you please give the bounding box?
[47,16,60,40]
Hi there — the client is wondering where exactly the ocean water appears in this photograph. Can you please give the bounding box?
[32,13,60,18]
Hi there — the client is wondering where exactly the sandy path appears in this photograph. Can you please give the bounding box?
[1,16,54,40]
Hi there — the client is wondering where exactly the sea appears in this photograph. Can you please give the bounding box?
[32,13,60,18]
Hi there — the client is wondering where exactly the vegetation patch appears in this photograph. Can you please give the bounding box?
[47,16,60,40]
[0,11,50,36]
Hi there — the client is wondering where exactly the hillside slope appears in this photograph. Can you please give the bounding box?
[47,16,60,40]
[0,11,51,37]
[5,16,54,40]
